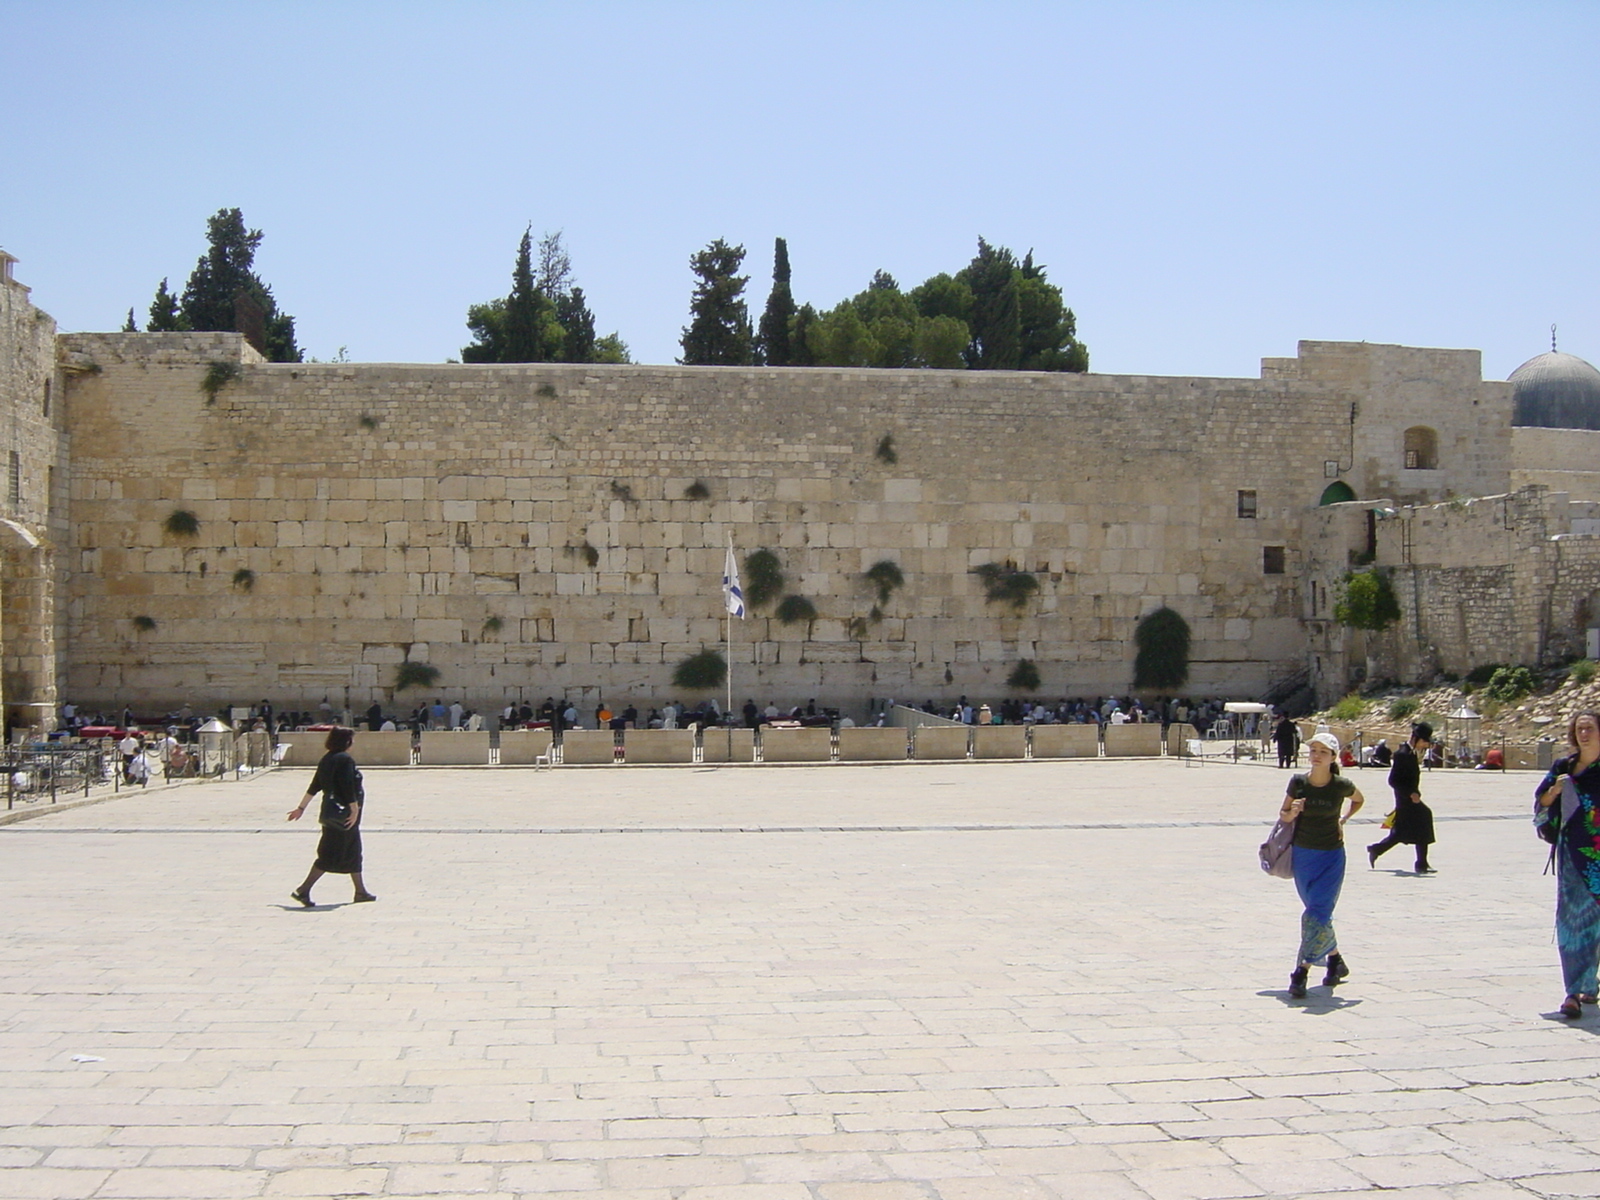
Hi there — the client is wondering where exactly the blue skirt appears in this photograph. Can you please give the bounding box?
[1293,845,1346,965]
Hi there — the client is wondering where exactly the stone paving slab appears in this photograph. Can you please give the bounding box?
[1,760,1596,1198]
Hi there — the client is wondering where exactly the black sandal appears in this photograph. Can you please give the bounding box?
[290,890,313,908]
[352,892,378,903]
[1560,995,1583,1019]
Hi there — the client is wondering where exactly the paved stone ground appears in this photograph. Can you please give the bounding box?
[2,758,1597,1199]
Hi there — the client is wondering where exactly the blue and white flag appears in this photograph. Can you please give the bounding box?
[722,544,745,618]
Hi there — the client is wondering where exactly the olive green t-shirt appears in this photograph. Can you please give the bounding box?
[1287,772,1356,850]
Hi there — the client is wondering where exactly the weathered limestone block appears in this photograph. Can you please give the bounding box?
[761,727,831,763]
[497,729,553,765]
[973,725,1026,760]
[913,726,971,760]
[418,731,490,765]
[838,727,909,762]
[350,731,415,765]
[1032,724,1101,758]
[1104,725,1163,757]
[560,729,616,764]
[622,729,695,764]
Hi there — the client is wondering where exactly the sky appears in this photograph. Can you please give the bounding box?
[3,1,1596,382]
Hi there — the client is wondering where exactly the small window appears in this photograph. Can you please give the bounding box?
[42,379,51,417]
[8,451,19,507]
[1237,490,1258,518]
[1403,426,1438,470]
[1263,546,1285,575]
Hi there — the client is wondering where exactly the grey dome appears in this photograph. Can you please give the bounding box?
[1510,351,1600,429]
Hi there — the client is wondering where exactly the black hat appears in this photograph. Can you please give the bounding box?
[1412,721,1434,743]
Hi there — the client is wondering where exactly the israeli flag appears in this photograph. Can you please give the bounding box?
[722,544,745,618]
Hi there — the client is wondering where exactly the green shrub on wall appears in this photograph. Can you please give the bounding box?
[1334,569,1401,630]
[864,560,904,605]
[776,595,817,626]
[1133,606,1190,690]
[744,549,784,609]
[1007,659,1041,690]
[972,563,1038,612]
[395,661,440,691]
[164,509,200,537]
[672,649,727,690]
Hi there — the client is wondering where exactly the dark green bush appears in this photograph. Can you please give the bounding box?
[1007,660,1042,690]
[744,549,784,609]
[1133,606,1190,690]
[395,661,440,691]
[672,649,727,690]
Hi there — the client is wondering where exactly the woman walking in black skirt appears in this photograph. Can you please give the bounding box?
[1368,721,1436,874]
[286,727,376,905]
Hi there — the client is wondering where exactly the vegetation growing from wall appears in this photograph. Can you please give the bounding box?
[1334,569,1401,630]
[200,360,241,403]
[874,434,898,464]
[395,661,440,691]
[163,509,200,537]
[775,595,817,626]
[683,479,711,500]
[743,549,784,609]
[1133,606,1190,690]
[132,615,157,632]
[672,648,728,690]
[972,562,1038,611]
[864,560,904,605]
[1007,659,1041,690]
[231,568,255,592]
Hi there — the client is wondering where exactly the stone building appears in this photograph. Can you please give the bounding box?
[3,250,1598,726]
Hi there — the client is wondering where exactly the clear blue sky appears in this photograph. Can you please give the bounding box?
[3,1,1595,381]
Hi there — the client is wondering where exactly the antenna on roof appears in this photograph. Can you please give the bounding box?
[1552,323,1558,352]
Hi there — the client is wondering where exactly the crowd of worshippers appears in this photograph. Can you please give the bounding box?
[891,695,1247,730]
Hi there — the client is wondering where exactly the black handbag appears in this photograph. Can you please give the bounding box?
[319,794,351,827]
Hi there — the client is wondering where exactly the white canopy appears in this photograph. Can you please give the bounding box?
[1224,702,1271,714]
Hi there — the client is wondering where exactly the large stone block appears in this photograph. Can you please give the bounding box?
[350,731,416,766]
[1032,724,1102,759]
[761,727,832,763]
[497,729,553,764]
[560,729,617,764]
[913,726,971,760]
[973,725,1026,760]
[837,727,909,762]
[418,731,490,765]
[622,729,695,764]
[1104,724,1163,757]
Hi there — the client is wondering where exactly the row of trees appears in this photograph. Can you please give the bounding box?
[127,211,1087,374]
[681,237,1089,372]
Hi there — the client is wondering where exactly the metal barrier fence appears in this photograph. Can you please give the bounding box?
[4,744,110,809]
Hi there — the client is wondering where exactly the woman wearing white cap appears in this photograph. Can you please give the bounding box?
[1279,731,1366,998]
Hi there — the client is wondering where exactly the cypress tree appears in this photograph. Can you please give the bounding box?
[757,237,796,366]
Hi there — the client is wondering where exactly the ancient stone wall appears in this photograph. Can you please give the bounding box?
[1304,486,1600,702]
[0,255,65,727]
[58,333,1438,714]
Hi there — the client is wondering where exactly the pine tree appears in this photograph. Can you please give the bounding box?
[121,308,139,333]
[680,239,754,366]
[154,208,301,360]
[757,237,796,366]
[960,238,1022,370]
[556,287,597,363]
[146,278,184,331]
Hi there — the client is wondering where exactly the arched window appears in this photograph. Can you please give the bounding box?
[1403,426,1438,470]
[1319,481,1356,505]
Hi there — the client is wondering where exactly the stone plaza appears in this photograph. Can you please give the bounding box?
[2,757,1596,1199]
